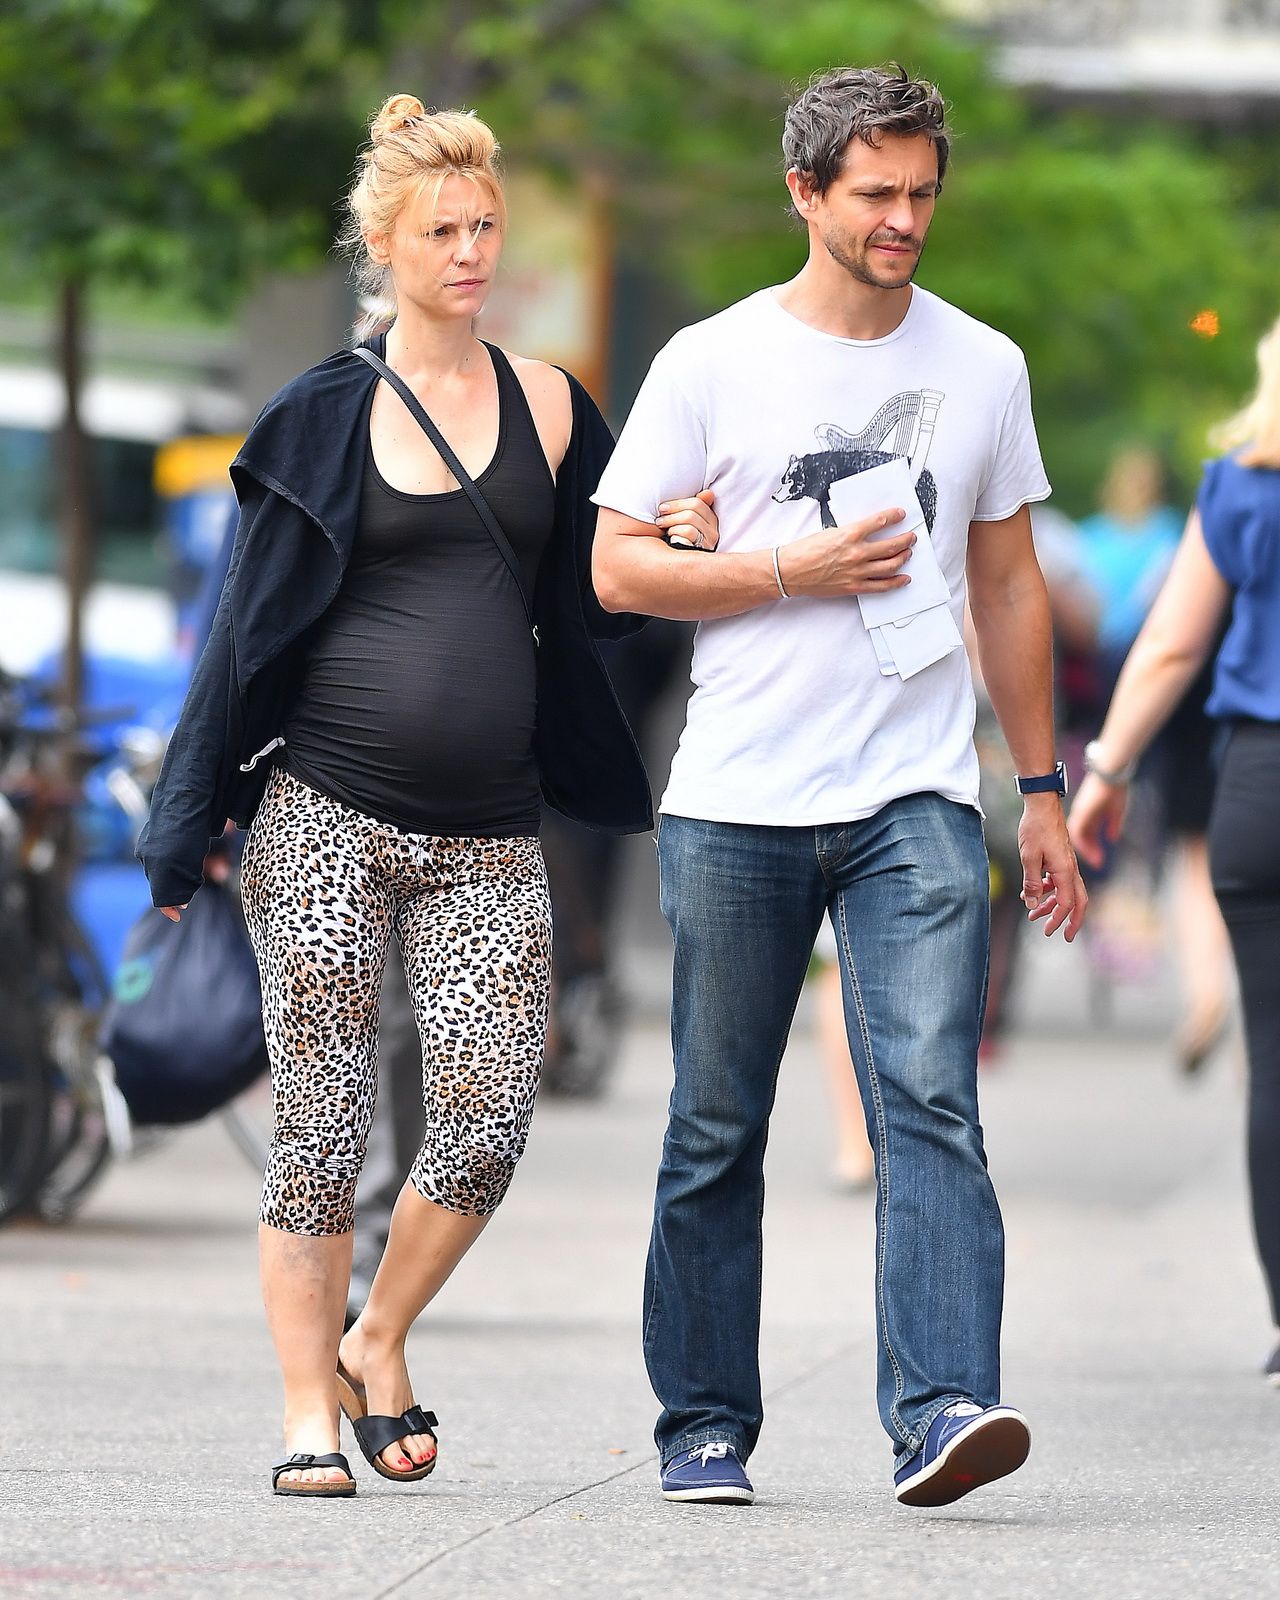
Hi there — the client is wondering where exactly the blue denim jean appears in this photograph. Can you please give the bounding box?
[645,795,1004,1469]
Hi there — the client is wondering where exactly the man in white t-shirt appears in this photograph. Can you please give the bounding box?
[592,65,1087,1510]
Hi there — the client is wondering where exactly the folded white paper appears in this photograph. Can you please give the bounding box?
[871,626,898,677]
[825,457,951,629]
[878,604,963,680]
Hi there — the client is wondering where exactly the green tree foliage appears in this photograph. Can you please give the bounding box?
[0,0,376,701]
[2,0,1274,517]
[0,0,373,305]
[427,0,1279,512]
[914,115,1280,511]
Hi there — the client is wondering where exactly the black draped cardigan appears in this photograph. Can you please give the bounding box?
[138,337,651,910]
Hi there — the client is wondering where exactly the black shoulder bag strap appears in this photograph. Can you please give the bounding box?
[353,343,536,637]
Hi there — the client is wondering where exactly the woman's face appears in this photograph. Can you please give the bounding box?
[370,172,503,324]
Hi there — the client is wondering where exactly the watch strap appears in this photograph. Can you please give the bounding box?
[1014,761,1068,796]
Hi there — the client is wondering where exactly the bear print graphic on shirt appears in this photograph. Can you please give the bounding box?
[772,389,944,532]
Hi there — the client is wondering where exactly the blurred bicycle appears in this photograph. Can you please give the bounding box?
[0,671,120,1224]
[0,667,273,1227]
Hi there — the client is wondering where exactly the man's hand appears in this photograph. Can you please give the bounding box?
[777,507,915,598]
[1018,795,1088,940]
[655,489,719,550]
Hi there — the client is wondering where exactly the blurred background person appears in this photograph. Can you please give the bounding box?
[1160,651,1235,1074]
[1069,313,1280,1384]
[539,619,692,1099]
[1074,448,1181,985]
[963,504,1095,1060]
[1076,447,1233,1059]
[1077,446,1182,685]
[1031,503,1103,765]
[813,924,875,1190]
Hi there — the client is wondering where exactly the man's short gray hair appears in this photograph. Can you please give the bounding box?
[782,64,950,197]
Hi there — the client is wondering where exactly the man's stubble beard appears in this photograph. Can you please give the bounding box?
[821,217,928,291]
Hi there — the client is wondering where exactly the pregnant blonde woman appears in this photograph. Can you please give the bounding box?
[139,95,718,1496]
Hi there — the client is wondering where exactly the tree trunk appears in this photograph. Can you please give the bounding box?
[57,275,93,715]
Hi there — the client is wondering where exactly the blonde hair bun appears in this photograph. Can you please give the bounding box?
[371,93,427,143]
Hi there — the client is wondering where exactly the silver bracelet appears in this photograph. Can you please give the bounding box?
[771,546,790,599]
[1083,739,1136,785]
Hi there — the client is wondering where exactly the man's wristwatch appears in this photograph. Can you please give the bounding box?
[1083,740,1137,786]
[1013,761,1068,797]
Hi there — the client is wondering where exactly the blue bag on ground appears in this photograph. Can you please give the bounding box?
[101,883,268,1125]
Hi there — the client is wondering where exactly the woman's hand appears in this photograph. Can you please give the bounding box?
[159,833,232,922]
[1067,771,1129,870]
[656,489,718,550]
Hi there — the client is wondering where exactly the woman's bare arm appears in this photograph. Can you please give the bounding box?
[1069,509,1231,867]
[1086,510,1229,774]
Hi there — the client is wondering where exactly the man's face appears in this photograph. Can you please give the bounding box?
[797,133,940,290]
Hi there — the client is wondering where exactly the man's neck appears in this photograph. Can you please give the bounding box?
[774,256,914,342]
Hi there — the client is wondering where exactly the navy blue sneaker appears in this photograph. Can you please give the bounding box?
[661,1442,754,1504]
[894,1402,1031,1507]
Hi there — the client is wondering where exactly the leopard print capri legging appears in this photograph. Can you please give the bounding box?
[240,766,552,1236]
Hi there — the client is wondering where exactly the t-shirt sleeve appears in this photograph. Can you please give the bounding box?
[1196,457,1239,586]
[590,341,709,525]
[972,359,1052,522]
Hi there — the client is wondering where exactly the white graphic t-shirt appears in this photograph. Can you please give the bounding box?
[591,285,1051,826]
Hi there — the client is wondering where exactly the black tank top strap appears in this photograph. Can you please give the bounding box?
[482,343,555,491]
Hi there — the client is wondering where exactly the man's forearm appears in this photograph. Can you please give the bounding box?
[594,529,780,621]
[971,575,1057,775]
[594,498,917,620]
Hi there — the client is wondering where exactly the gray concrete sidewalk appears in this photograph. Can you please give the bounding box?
[1,936,1273,1600]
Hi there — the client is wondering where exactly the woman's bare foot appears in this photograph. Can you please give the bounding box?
[338,1319,437,1474]
[278,1406,349,1487]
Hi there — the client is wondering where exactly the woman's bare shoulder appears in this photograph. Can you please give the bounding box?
[504,352,574,467]
[506,352,572,406]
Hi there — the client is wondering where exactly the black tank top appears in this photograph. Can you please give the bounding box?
[282,344,556,836]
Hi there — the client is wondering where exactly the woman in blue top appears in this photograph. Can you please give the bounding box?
[1076,444,1183,674]
[1070,316,1280,1381]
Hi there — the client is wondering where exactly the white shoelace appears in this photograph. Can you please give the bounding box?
[694,1442,730,1467]
[943,1402,983,1419]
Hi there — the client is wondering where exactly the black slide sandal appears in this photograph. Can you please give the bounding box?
[353,1408,439,1482]
[337,1365,438,1482]
[271,1451,357,1497]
